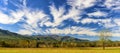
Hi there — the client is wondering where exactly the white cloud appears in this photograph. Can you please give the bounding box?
[0,0,98,35]
[46,26,97,36]
[18,29,33,35]
[44,4,81,27]
[1,0,120,37]
[0,0,28,25]
[25,9,47,26]
[81,18,111,24]
[0,10,24,24]
[0,12,10,24]
[17,9,48,35]
[104,22,116,28]
[81,17,120,31]
[47,4,65,27]
[88,11,108,17]
[44,0,97,27]
[81,18,97,24]
[111,26,120,37]
[62,7,81,22]
[112,33,120,37]
[104,0,120,10]
[114,18,120,26]
[0,3,48,35]
[81,18,116,28]
[0,0,49,35]
[67,0,96,9]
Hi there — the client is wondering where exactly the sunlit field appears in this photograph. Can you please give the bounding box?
[0,47,120,53]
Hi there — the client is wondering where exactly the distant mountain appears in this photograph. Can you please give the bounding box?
[32,35,89,42]
[0,29,33,40]
[0,29,89,42]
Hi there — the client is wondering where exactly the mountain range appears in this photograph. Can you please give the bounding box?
[0,29,89,42]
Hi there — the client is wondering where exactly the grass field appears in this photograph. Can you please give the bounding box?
[0,47,120,53]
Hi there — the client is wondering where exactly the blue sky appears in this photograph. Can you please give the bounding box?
[0,0,120,40]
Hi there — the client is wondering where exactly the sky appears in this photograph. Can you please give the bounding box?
[0,0,120,40]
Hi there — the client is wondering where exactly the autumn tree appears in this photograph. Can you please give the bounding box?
[98,29,112,50]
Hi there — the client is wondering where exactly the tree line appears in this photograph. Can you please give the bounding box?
[0,39,120,48]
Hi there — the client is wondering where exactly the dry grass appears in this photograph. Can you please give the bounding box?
[0,47,120,53]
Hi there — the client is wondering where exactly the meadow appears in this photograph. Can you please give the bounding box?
[0,47,120,53]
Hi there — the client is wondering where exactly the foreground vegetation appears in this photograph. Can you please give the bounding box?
[0,47,120,53]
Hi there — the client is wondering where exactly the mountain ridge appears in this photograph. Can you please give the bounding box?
[0,29,89,42]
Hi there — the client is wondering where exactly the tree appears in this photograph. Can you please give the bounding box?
[98,29,112,50]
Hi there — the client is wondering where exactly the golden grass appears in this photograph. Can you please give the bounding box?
[0,47,120,53]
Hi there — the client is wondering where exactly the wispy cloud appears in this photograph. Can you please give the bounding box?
[0,0,120,37]
[81,18,111,24]
[44,4,81,27]
[46,26,97,36]
[114,18,120,26]
[104,0,120,10]
[67,0,96,9]
[80,18,117,28]
[88,11,108,17]
[44,4,65,27]
[0,10,24,24]
[0,0,48,35]
[18,29,33,35]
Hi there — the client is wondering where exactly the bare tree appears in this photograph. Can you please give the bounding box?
[98,29,112,50]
